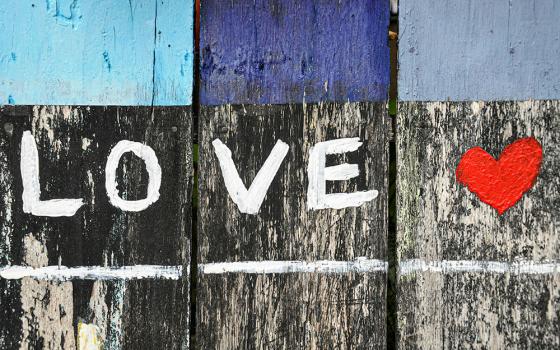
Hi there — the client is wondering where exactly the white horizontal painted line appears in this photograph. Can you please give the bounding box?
[0,265,183,281]
[200,258,388,274]
[399,259,560,276]
[0,258,386,281]
[1,259,559,281]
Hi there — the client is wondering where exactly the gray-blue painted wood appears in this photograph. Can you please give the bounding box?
[399,0,560,101]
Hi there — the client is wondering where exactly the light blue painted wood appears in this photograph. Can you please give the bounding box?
[0,0,193,106]
[399,0,560,101]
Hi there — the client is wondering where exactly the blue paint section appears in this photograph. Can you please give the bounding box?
[0,0,193,106]
[200,0,390,105]
[399,0,560,101]
[152,0,194,106]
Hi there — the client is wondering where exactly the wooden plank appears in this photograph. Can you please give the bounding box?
[198,1,390,347]
[200,273,385,348]
[398,1,560,347]
[0,1,194,348]
[198,102,389,348]
[397,101,560,348]
[0,105,191,349]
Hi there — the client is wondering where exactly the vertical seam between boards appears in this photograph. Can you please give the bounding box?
[189,0,201,347]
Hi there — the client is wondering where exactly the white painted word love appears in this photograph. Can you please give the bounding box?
[213,137,378,214]
[21,131,162,217]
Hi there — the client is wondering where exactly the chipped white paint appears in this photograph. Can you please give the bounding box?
[1,265,183,281]
[399,259,560,276]
[82,137,93,150]
[31,106,82,158]
[4,259,560,281]
[308,138,378,210]
[1,260,386,280]
[212,138,289,214]
[21,131,85,217]
[0,148,13,262]
[78,322,102,350]
[105,140,162,212]
[87,170,95,207]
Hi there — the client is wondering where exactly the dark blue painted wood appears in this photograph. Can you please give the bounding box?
[200,0,390,105]
[0,0,194,106]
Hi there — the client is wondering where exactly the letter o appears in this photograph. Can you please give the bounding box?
[105,140,162,211]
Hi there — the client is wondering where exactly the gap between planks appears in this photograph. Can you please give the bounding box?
[1,259,560,280]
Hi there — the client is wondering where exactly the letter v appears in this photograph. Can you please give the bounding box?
[212,139,289,214]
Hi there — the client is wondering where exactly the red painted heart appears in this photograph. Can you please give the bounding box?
[456,137,542,214]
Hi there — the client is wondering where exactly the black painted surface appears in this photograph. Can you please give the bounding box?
[0,105,192,349]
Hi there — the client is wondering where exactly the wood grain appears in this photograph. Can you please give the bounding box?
[0,105,191,349]
[198,102,389,348]
[397,101,560,348]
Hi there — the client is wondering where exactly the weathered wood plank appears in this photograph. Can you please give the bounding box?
[200,104,387,262]
[0,105,191,349]
[198,1,389,347]
[198,102,389,348]
[397,101,560,348]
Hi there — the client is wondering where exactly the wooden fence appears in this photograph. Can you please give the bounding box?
[0,0,558,349]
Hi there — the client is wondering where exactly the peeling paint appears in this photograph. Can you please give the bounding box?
[397,101,560,347]
[107,281,126,350]
[81,137,92,150]
[0,148,13,265]
[19,234,75,350]
[0,104,192,347]
[102,51,112,72]
[199,101,389,348]
[32,106,78,147]
[88,281,108,343]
